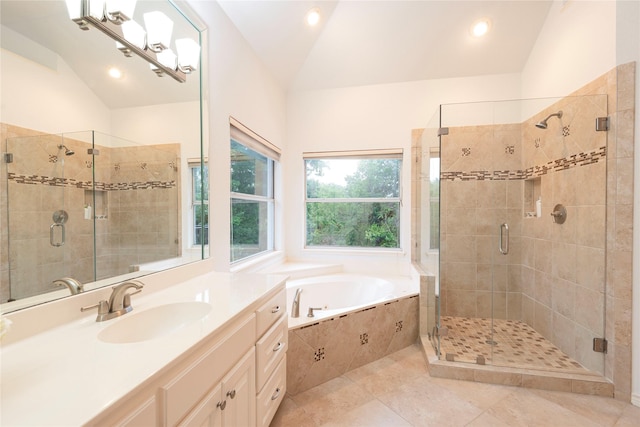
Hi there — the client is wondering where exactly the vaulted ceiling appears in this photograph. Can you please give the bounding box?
[219,0,553,91]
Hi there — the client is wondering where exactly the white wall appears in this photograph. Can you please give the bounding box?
[521,0,616,98]
[185,0,287,271]
[285,73,521,274]
[0,46,111,134]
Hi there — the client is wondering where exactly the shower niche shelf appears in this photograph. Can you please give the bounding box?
[84,189,108,220]
[524,177,541,218]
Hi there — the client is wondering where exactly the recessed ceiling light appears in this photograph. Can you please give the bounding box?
[108,67,123,79]
[306,8,321,27]
[471,19,491,37]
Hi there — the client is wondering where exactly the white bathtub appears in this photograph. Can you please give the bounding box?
[286,273,418,329]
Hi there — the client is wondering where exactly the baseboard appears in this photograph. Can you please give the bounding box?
[632,393,640,407]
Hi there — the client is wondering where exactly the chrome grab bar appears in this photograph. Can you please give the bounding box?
[499,223,509,255]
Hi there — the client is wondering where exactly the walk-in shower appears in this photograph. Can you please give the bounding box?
[415,94,609,382]
[2,131,181,302]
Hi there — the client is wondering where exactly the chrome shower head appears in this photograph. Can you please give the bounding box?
[535,110,563,129]
[58,144,74,156]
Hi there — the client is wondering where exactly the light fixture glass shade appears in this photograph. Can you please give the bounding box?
[144,11,173,52]
[175,38,200,72]
[122,20,146,50]
[89,0,106,20]
[157,49,178,70]
[65,0,82,20]
[105,0,136,23]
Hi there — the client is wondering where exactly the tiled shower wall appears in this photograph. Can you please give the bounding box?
[0,123,181,302]
[425,62,635,400]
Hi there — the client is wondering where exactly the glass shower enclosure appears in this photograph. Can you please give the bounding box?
[431,95,608,376]
[3,131,181,302]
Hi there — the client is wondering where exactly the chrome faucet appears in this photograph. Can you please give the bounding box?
[291,288,302,318]
[53,277,84,295]
[81,280,144,322]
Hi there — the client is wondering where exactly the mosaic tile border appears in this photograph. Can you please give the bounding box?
[7,173,176,190]
[441,146,606,181]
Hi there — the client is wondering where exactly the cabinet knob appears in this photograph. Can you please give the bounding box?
[273,342,284,352]
[271,387,281,401]
[217,400,226,410]
[226,389,236,399]
[271,305,281,314]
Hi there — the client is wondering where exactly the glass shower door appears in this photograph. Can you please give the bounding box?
[438,95,608,376]
[4,133,91,301]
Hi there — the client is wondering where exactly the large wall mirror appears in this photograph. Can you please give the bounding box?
[0,0,208,312]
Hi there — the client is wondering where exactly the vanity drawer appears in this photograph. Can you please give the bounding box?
[256,315,288,391]
[161,314,256,427]
[256,355,286,427]
[256,288,286,337]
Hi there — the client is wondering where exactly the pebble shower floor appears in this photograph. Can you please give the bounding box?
[438,316,590,374]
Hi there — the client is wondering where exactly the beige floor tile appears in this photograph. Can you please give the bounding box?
[529,388,627,426]
[466,412,514,427]
[273,344,640,427]
[318,399,412,427]
[270,396,316,427]
[289,376,375,425]
[377,376,484,426]
[429,376,515,410]
[614,404,640,427]
[345,347,431,397]
[486,388,604,427]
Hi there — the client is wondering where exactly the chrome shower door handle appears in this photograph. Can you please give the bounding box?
[50,223,65,247]
[499,223,509,255]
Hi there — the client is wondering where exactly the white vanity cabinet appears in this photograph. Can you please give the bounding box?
[178,348,255,427]
[254,289,288,427]
[84,283,287,427]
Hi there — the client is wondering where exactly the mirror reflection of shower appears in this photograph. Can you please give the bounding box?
[535,110,563,129]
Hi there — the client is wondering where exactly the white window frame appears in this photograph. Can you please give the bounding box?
[230,118,280,264]
[303,149,403,251]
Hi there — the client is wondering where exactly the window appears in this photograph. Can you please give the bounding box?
[304,150,402,249]
[190,160,209,246]
[230,119,280,263]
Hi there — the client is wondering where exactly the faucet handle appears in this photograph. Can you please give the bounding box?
[81,300,110,321]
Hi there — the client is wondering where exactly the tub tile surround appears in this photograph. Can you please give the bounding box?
[286,295,419,395]
[413,63,635,400]
[0,123,181,302]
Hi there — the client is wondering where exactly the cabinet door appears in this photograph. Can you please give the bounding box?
[178,383,223,427]
[222,348,256,427]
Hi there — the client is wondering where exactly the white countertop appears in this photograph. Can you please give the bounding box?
[0,270,287,426]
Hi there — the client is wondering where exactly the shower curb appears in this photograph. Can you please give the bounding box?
[419,336,614,398]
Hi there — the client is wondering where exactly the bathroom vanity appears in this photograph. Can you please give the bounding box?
[0,270,288,426]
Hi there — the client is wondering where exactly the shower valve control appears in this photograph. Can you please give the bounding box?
[550,204,567,224]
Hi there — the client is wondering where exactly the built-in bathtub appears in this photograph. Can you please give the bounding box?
[284,273,419,394]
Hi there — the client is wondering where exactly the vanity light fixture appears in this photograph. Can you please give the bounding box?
[143,11,173,53]
[471,19,491,37]
[65,0,200,83]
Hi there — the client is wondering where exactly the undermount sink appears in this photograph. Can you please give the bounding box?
[98,302,212,344]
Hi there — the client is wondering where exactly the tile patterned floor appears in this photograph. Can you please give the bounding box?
[437,316,589,374]
[270,344,640,427]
